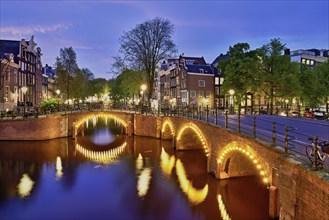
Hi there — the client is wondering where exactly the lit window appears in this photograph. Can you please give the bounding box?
[198,80,205,87]
[306,60,310,65]
[199,90,204,98]
[215,77,219,85]
[310,60,314,65]
[206,91,211,98]
[199,69,204,73]
[302,59,306,64]
[190,90,196,98]
[215,87,219,95]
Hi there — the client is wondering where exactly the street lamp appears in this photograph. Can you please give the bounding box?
[21,86,28,116]
[141,84,147,114]
[56,89,60,112]
[229,89,235,114]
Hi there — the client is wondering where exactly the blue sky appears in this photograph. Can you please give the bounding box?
[1,1,328,79]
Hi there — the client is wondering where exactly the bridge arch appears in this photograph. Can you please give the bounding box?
[74,113,128,135]
[216,141,271,185]
[176,122,209,156]
[161,119,175,140]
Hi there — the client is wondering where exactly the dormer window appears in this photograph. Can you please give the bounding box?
[199,69,204,73]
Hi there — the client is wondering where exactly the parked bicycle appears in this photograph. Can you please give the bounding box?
[305,137,329,168]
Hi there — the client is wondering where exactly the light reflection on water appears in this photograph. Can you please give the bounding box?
[0,118,269,220]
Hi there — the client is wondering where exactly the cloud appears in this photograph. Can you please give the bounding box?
[0,23,71,36]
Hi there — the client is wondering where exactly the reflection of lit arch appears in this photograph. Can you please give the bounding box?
[217,194,231,220]
[76,142,127,164]
[160,148,175,176]
[176,159,208,205]
[177,122,209,156]
[161,120,175,136]
[75,113,128,130]
[217,141,270,184]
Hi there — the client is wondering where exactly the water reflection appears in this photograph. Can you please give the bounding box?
[92,128,115,145]
[17,174,34,198]
[0,117,268,220]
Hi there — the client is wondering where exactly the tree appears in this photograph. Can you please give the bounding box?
[117,17,177,104]
[55,47,79,100]
[109,69,146,104]
[71,68,94,99]
[258,38,300,114]
[311,61,329,112]
[219,43,261,113]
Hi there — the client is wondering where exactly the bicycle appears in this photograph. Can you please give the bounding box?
[305,137,329,168]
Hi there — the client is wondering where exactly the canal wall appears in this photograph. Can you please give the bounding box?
[0,115,68,140]
[1,112,329,219]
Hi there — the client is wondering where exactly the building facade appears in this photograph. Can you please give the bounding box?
[156,55,218,109]
[285,48,329,68]
[0,55,19,111]
[0,36,43,111]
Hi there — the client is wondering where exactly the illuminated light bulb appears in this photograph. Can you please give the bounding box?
[257,165,262,169]
[260,171,265,176]
[263,177,269,183]
[250,155,254,159]
[246,152,250,155]
[253,159,258,164]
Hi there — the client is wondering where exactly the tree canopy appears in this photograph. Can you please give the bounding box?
[117,17,177,103]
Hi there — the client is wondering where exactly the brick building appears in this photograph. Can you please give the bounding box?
[0,36,43,110]
[156,55,218,109]
[0,54,19,111]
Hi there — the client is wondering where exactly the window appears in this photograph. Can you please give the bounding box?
[199,69,204,73]
[306,59,310,65]
[310,60,314,65]
[215,87,220,95]
[181,79,187,89]
[198,80,205,87]
[199,90,204,98]
[190,90,196,98]
[6,68,10,81]
[5,86,9,102]
[215,77,219,85]
[220,77,224,85]
[206,90,211,99]
[302,58,306,64]
[181,91,187,99]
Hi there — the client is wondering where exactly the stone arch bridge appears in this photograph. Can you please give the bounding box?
[0,110,328,219]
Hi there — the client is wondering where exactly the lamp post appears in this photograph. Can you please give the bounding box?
[229,89,235,114]
[141,84,147,114]
[21,86,28,116]
[56,89,60,112]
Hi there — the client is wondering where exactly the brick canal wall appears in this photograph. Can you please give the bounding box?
[0,115,67,140]
[0,112,328,219]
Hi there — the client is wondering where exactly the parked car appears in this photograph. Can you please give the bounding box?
[303,111,313,118]
[290,111,299,117]
[313,110,326,120]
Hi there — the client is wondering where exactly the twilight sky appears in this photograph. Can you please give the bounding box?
[1,0,328,79]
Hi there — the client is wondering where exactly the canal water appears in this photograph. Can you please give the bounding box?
[0,118,269,220]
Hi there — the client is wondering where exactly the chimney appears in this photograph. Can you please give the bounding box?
[284,48,290,55]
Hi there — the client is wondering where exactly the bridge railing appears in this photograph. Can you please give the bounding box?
[1,104,328,170]
[162,106,329,171]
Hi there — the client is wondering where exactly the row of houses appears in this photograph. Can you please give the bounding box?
[153,48,329,112]
[0,36,57,111]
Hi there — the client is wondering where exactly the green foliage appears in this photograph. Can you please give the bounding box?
[40,98,63,110]
[109,69,146,103]
[219,42,261,103]
[55,47,79,99]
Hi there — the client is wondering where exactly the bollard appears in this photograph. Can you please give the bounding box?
[272,122,276,146]
[225,111,228,128]
[284,126,289,155]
